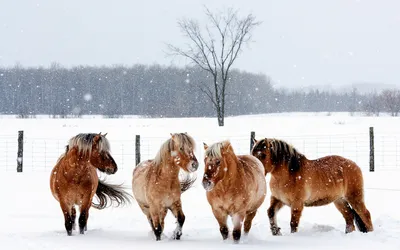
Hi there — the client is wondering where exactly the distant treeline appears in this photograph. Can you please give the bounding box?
[0,64,393,118]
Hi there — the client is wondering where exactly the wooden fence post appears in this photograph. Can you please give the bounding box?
[17,130,24,172]
[369,127,374,172]
[250,131,255,153]
[135,135,141,166]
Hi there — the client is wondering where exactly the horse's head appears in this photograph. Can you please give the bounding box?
[90,133,118,174]
[202,141,234,191]
[170,133,199,173]
[251,138,274,174]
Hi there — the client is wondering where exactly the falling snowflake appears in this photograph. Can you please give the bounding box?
[84,93,92,101]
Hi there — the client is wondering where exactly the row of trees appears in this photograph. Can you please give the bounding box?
[1,7,398,122]
[1,64,399,118]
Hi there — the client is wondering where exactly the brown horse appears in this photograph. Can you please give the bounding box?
[132,133,199,241]
[50,133,131,236]
[202,140,266,243]
[251,138,373,235]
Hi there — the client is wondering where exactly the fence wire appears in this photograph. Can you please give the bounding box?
[0,129,399,172]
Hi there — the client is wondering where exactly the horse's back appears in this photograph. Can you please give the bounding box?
[238,155,266,176]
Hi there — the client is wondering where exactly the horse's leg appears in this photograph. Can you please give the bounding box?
[78,199,91,234]
[170,200,185,240]
[334,198,355,233]
[138,203,156,232]
[232,213,245,243]
[347,195,374,232]
[211,207,229,240]
[71,206,77,231]
[149,206,163,241]
[243,210,257,235]
[268,196,284,235]
[290,202,304,233]
[60,201,73,236]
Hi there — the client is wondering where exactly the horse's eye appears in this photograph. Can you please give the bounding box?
[215,159,220,165]
[180,147,184,151]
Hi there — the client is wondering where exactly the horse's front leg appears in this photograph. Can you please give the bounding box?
[268,196,284,235]
[232,213,246,243]
[211,207,229,240]
[79,198,91,234]
[170,199,185,240]
[290,202,304,233]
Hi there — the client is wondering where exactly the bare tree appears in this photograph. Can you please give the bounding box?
[167,7,261,126]
[363,92,382,116]
[380,89,400,116]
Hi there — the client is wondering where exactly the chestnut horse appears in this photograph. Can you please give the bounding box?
[202,140,266,243]
[132,133,199,241]
[50,133,131,236]
[251,138,373,235]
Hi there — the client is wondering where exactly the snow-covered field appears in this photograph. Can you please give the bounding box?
[0,112,400,249]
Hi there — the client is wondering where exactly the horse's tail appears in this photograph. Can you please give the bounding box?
[179,172,197,193]
[351,208,368,233]
[92,179,132,210]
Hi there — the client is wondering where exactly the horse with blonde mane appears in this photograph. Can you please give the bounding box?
[50,133,131,236]
[251,138,373,235]
[132,133,199,241]
[202,140,266,243]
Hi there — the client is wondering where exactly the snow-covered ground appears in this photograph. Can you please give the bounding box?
[0,113,399,249]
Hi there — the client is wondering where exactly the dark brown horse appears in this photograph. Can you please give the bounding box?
[50,133,131,236]
[251,138,373,235]
[132,133,199,241]
[202,140,266,243]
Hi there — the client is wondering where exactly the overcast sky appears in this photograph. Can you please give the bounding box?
[0,0,399,88]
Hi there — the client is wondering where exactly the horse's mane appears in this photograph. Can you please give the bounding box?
[255,138,304,173]
[154,133,196,166]
[68,133,110,156]
[204,140,231,158]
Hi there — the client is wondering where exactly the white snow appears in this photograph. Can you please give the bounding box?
[0,112,399,249]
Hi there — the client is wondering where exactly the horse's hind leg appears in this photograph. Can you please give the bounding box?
[268,196,284,235]
[170,200,185,240]
[149,205,166,241]
[243,210,257,235]
[334,198,355,233]
[60,201,73,236]
[347,194,374,232]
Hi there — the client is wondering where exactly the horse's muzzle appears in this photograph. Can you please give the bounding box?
[202,178,214,191]
[189,161,199,172]
[106,167,117,174]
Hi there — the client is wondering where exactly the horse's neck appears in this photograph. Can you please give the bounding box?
[64,152,90,171]
[222,153,241,182]
[156,158,180,180]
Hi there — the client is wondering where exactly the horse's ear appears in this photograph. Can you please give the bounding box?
[103,132,108,137]
[252,137,257,145]
[203,142,208,150]
[222,141,233,155]
[94,134,101,144]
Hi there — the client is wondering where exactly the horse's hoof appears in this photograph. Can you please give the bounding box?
[271,226,282,236]
[67,230,72,236]
[173,230,182,240]
[80,228,85,234]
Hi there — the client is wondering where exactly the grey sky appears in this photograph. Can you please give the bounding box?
[0,0,399,88]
